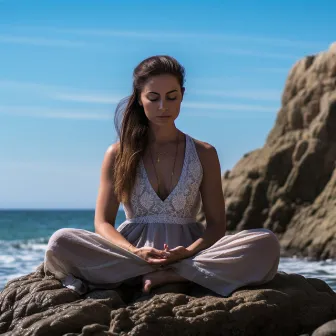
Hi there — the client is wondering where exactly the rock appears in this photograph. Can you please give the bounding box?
[0,263,336,335]
[312,319,336,335]
[197,43,336,260]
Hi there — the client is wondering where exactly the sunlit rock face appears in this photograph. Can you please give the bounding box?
[198,43,336,260]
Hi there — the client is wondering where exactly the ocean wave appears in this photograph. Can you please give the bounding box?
[0,237,49,250]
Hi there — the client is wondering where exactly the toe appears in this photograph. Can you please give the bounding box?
[143,279,152,293]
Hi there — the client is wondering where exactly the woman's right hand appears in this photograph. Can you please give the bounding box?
[132,247,169,265]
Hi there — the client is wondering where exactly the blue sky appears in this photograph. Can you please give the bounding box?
[0,0,334,209]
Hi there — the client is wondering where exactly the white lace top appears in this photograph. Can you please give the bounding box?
[117,134,205,249]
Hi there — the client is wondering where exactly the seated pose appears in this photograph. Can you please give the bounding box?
[44,55,280,296]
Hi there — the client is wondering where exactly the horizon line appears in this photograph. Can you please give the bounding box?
[0,208,125,211]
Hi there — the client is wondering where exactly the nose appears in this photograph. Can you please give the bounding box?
[158,99,167,110]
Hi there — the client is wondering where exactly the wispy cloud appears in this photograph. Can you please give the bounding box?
[0,106,111,120]
[183,102,276,112]
[189,89,281,101]
[214,47,299,60]
[182,110,276,119]
[52,93,121,104]
[0,33,306,59]
[1,160,99,175]
[0,79,60,91]
[0,34,93,48]
[0,32,304,59]
[0,25,327,51]
[0,79,122,104]
[23,25,324,49]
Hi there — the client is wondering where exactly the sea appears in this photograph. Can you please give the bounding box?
[0,209,335,292]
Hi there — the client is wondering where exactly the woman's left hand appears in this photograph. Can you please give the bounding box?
[149,244,193,266]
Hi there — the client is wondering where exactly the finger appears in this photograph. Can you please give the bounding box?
[160,251,171,259]
[144,254,164,261]
[150,248,165,255]
[169,246,181,250]
[151,248,169,258]
[147,258,168,265]
[148,254,169,260]
[148,251,167,259]
[154,254,177,263]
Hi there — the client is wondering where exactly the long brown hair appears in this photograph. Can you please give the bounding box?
[114,55,185,203]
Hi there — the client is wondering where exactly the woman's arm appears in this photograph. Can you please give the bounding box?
[94,143,137,253]
[186,141,226,256]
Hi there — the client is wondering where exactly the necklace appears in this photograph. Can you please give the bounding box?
[155,150,169,163]
[149,132,179,200]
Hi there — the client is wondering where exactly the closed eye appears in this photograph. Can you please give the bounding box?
[148,97,177,102]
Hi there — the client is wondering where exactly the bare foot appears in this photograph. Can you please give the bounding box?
[142,269,188,293]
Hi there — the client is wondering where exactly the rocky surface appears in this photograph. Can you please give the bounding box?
[198,43,336,260]
[0,262,336,336]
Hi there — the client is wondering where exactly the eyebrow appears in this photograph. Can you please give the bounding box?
[147,89,178,95]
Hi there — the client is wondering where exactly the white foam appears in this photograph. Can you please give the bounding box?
[0,255,15,264]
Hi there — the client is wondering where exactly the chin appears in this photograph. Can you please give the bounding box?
[151,116,173,123]
[156,121,172,127]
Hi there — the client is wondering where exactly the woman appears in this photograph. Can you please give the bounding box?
[44,55,280,296]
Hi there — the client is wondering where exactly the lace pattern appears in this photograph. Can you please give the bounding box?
[121,215,197,225]
[123,134,203,223]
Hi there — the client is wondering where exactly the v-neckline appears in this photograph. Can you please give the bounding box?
[141,134,188,203]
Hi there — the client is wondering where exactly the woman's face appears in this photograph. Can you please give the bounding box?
[139,74,184,126]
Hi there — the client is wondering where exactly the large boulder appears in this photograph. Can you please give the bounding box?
[0,263,335,335]
[198,43,336,260]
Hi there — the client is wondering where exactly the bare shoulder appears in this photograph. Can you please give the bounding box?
[101,142,120,178]
[104,142,120,162]
[191,137,218,162]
